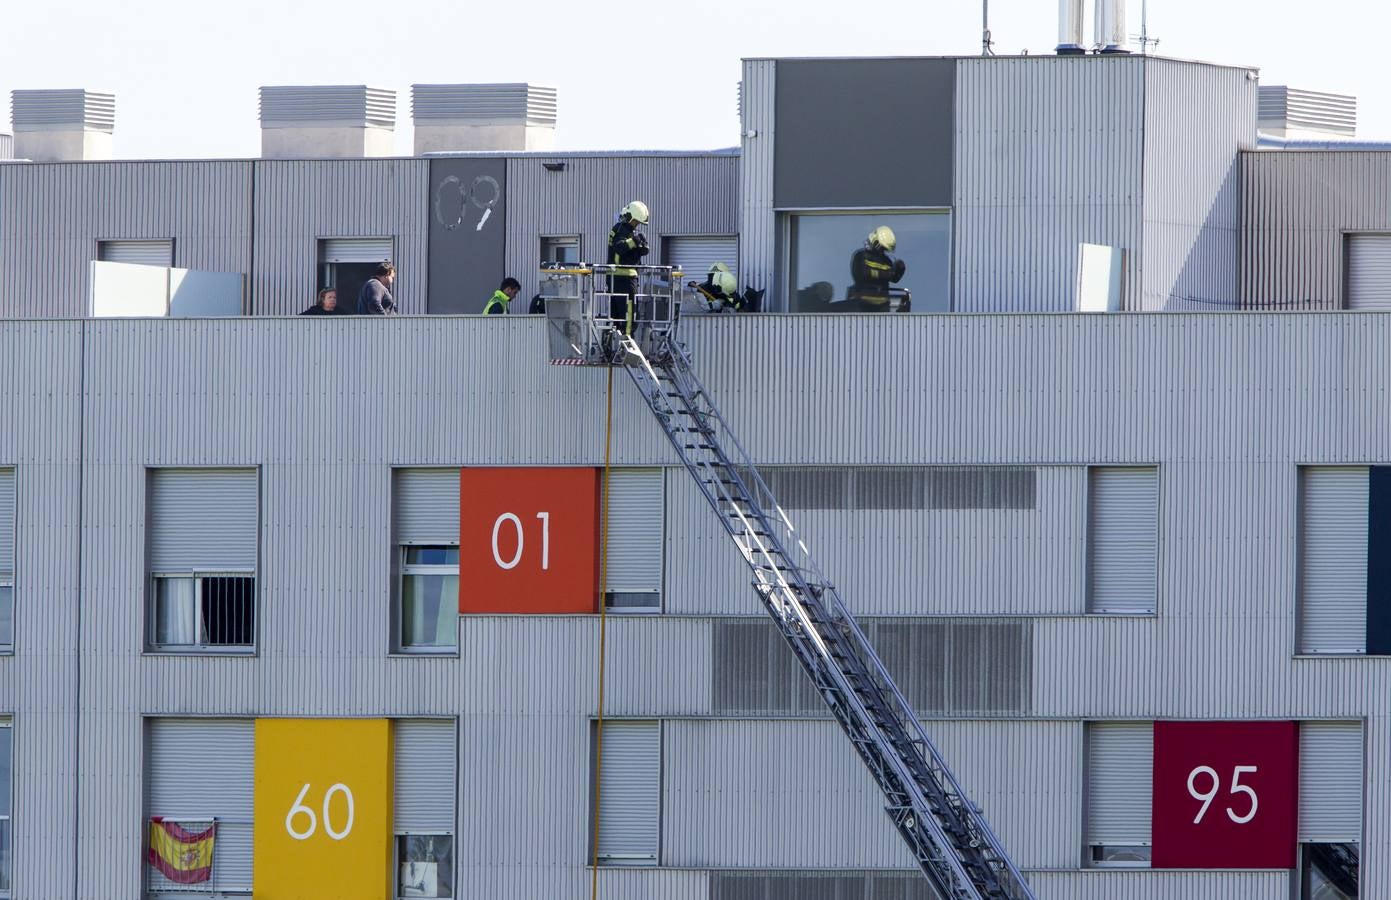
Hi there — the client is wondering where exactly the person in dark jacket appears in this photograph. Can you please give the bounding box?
[357,261,397,315]
[299,288,347,315]
[848,226,907,312]
[483,277,521,315]
[692,262,741,313]
[606,200,650,333]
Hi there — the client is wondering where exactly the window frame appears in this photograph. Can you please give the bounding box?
[146,572,257,654]
[395,543,459,655]
[589,718,662,868]
[540,235,581,266]
[94,237,176,267]
[393,831,455,900]
[0,719,10,899]
[1084,464,1161,616]
[779,208,953,313]
[0,576,11,653]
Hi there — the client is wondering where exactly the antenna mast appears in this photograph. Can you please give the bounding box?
[982,0,995,55]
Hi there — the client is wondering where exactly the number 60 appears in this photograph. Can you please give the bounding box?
[285,782,355,841]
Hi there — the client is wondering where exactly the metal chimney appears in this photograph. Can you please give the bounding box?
[1056,0,1086,54]
[1094,0,1129,53]
[10,89,115,161]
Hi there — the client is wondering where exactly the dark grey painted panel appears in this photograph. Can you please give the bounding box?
[774,58,955,209]
[427,158,507,314]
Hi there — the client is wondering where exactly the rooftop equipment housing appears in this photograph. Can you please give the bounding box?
[1258,86,1357,140]
[411,83,557,153]
[259,85,397,159]
[10,89,115,161]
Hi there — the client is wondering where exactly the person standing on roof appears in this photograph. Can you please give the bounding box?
[357,261,398,315]
[483,277,521,315]
[848,226,907,312]
[606,200,650,334]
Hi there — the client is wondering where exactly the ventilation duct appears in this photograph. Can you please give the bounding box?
[10,89,115,161]
[258,85,396,159]
[1056,0,1086,54]
[1094,0,1128,53]
[411,83,556,154]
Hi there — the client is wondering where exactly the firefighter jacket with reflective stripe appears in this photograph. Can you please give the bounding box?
[849,246,904,306]
[607,219,648,277]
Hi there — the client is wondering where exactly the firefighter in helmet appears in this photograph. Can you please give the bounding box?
[848,225,908,312]
[606,200,650,333]
[692,262,742,313]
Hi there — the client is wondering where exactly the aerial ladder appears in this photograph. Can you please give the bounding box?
[542,264,1036,900]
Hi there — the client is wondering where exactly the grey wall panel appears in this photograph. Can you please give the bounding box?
[504,155,738,304]
[1139,61,1254,311]
[0,162,252,318]
[739,60,777,300]
[250,159,428,316]
[773,59,954,209]
[427,157,507,314]
[667,464,1085,616]
[1240,151,1391,309]
[662,719,1077,870]
[953,57,1144,312]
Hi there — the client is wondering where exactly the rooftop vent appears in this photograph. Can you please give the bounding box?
[1258,86,1356,140]
[411,83,557,153]
[10,89,115,161]
[258,85,397,159]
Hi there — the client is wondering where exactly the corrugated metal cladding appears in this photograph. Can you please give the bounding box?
[1139,60,1254,311]
[1239,150,1391,308]
[711,619,1030,716]
[503,154,738,303]
[0,324,81,900]
[251,159,429,315]
[738,61,775,301]
[7,313,1391,896]
[667,464,1085,616]
[0,162,252,317]
[953,57,1144,312]
[1024,870,1288,899]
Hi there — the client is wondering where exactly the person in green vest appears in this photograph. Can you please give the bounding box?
[483,277,521,315]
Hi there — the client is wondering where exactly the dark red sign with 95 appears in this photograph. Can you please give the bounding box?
[1151,721,1298,869]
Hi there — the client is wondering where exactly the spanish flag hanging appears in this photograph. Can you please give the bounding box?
[147,817,215,884]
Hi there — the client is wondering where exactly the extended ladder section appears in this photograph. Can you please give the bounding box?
[618,333,1035,900]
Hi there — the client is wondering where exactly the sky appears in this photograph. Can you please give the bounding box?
[2,0,1387,159]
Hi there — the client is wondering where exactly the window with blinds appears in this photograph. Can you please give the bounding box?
[145,468,258,653]
[97,239,174,267]
[1085,722,1153,867]
[393,469,461,652]
[1087,467,1159,614]
[0,721,10,895]
[591,720,660,866]
[394,719,457,900]
[603,468,664,612]
[1298,721,1362,899]
[0,468,12,650]
[1299,467,1370,654]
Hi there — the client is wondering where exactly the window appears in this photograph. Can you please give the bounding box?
[394,720,456,899]
[603,468,664,612]
[712,619,1031,716]
[0,468,12,650]
[97,239,174,267]
[0,721,10,897]
[786,211,950,313]
[393,470,460,652]
[146,469,258,653]
[1298,466,1390,654]
[1085,722,1153,867]
[1297,722,1361,898]
[319,238,396,312]
[541,236,580,266]
[145,718,253,896]
[1087,467,1159,614]
[590,720,659,866]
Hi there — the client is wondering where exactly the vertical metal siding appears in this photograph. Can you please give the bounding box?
[953,57,1144,312]
[1298,467,1369,653]
[1139,60,1254,311]
[1299,721,1363,842]
[145,718,254,894]
[1085,722,1153,844]
[1087,466,1159,613]
[738,60,776,301]
[147,468,258,572]
[0,162,252,318]
[1240,151,1391,309]
[1345,234,1391,310]
[393,468,460,544]
[394,719,457,833]
[504,155,738,304]
[605,468,664,594]
[594,720,660,864]
[251,159,428,316]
